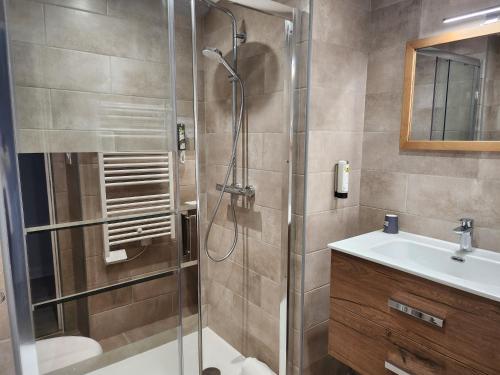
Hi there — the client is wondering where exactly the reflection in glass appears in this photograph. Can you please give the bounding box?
[410,35,500,142]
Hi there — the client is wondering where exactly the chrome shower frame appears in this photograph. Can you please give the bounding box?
[191,0,301,374]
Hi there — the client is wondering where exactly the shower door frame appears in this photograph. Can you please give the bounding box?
[0,0,185,373]
[190,1,300,374]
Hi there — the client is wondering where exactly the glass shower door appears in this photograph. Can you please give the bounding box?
[189,0,307,374]
[2,0,185,373]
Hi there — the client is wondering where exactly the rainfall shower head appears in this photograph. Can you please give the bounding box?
[202,47,239,80]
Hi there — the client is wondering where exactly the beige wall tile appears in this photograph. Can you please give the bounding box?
[406,174,500,229]
[362,131,480,178]
[262,133,285,172]
[36,0,107,14]
[306,170,361,213]
[360,169,408,212]
[246,92,285,133]
[304,249,330,291]
[132,275,178,302]
[107,0,168,23]
[0,339,15,375]
[305,206,359,252]
[207,260,261,308]
[110,57,170,98]
[303,284,330,330]
[45,5,169,63]
[313,0,369,52]
[311,41,368,93]
[248,169,282,210]
[89,294,173,340]
[88,287,133,315]
[12,42,111,93]
[309,87,366,132]
[14,87,51,130]
[7,0,45,44]
[370,0,421,51]
[307,131,363,173]
[366,45,405,95]
[364,92,402,132]
[302,321,329,368]
[261,206,282,247]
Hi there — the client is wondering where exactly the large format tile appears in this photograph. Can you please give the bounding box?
[50,90,169,132]
[312,0,369,52]
[304,249,331,291]
[303,284,330,330]
[305,206,360,252]
[12,43,111,93]
[35,0,107,14]
[110,57,170,98]
[311,41,368,93]
[362,131,480,178]
[366,44,405,95]
[406,174,500,228]
[307,131,363,173]
[306,169,361,213]
[364,91,403,132]
[7,0,45,44]
[309,87,366,132]
[107,0,168,23]
[246,92,285,133]
[360,169,408,212]
[370,0,421,52]
[45,5,169,63]
[14,86,51,129]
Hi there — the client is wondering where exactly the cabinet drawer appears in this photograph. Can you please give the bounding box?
[329,307,485,375]
[330,252,500,374]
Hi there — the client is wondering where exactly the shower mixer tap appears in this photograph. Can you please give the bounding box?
[216,183,255,198]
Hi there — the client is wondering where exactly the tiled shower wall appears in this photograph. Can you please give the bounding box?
[200,5,288,371]
[301,0,369,373]
[8,0,174,153]
[360,0,500,254]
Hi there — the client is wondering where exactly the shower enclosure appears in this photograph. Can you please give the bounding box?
[0,0,310,374]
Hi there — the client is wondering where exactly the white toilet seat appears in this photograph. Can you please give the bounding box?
[36,336,103,374]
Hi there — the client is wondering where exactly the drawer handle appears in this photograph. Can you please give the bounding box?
[388,298,444,328]
[385,361,412,375]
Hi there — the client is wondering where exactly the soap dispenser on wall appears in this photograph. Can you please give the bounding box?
[334,160,349,199]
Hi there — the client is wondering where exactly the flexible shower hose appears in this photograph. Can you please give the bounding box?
[204,78,245,262]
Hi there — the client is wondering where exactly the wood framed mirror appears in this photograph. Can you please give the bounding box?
[400,22,500,152]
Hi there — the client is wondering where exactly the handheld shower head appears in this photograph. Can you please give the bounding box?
[202,47,239,80]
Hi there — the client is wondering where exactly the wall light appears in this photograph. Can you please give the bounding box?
[443,5,500,24]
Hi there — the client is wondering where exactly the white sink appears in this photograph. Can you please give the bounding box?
[328,230,500,302]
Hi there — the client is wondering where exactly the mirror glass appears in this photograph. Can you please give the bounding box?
[410,35,500,141]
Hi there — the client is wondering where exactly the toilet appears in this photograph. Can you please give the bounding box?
[36,336,103,374]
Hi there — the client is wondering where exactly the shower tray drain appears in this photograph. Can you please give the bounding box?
[202,368,221,375]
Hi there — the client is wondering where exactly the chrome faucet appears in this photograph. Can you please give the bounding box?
[453,218,474,252]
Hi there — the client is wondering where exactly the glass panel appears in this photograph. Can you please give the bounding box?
[444,60,479,140]
[411,35,493,142]
[7,0,181,373]
[192,0,307,374]
[431,57,450,140]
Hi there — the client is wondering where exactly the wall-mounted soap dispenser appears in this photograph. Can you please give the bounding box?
[334,160,349,199]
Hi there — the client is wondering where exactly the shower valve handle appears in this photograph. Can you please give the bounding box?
[216,183,255,198]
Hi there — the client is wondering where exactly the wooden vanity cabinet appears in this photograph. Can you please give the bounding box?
[329,252,500,375]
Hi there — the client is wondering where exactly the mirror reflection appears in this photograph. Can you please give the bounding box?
[411,35,500,141]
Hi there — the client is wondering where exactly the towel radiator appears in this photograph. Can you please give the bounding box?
[98,152,175,264]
